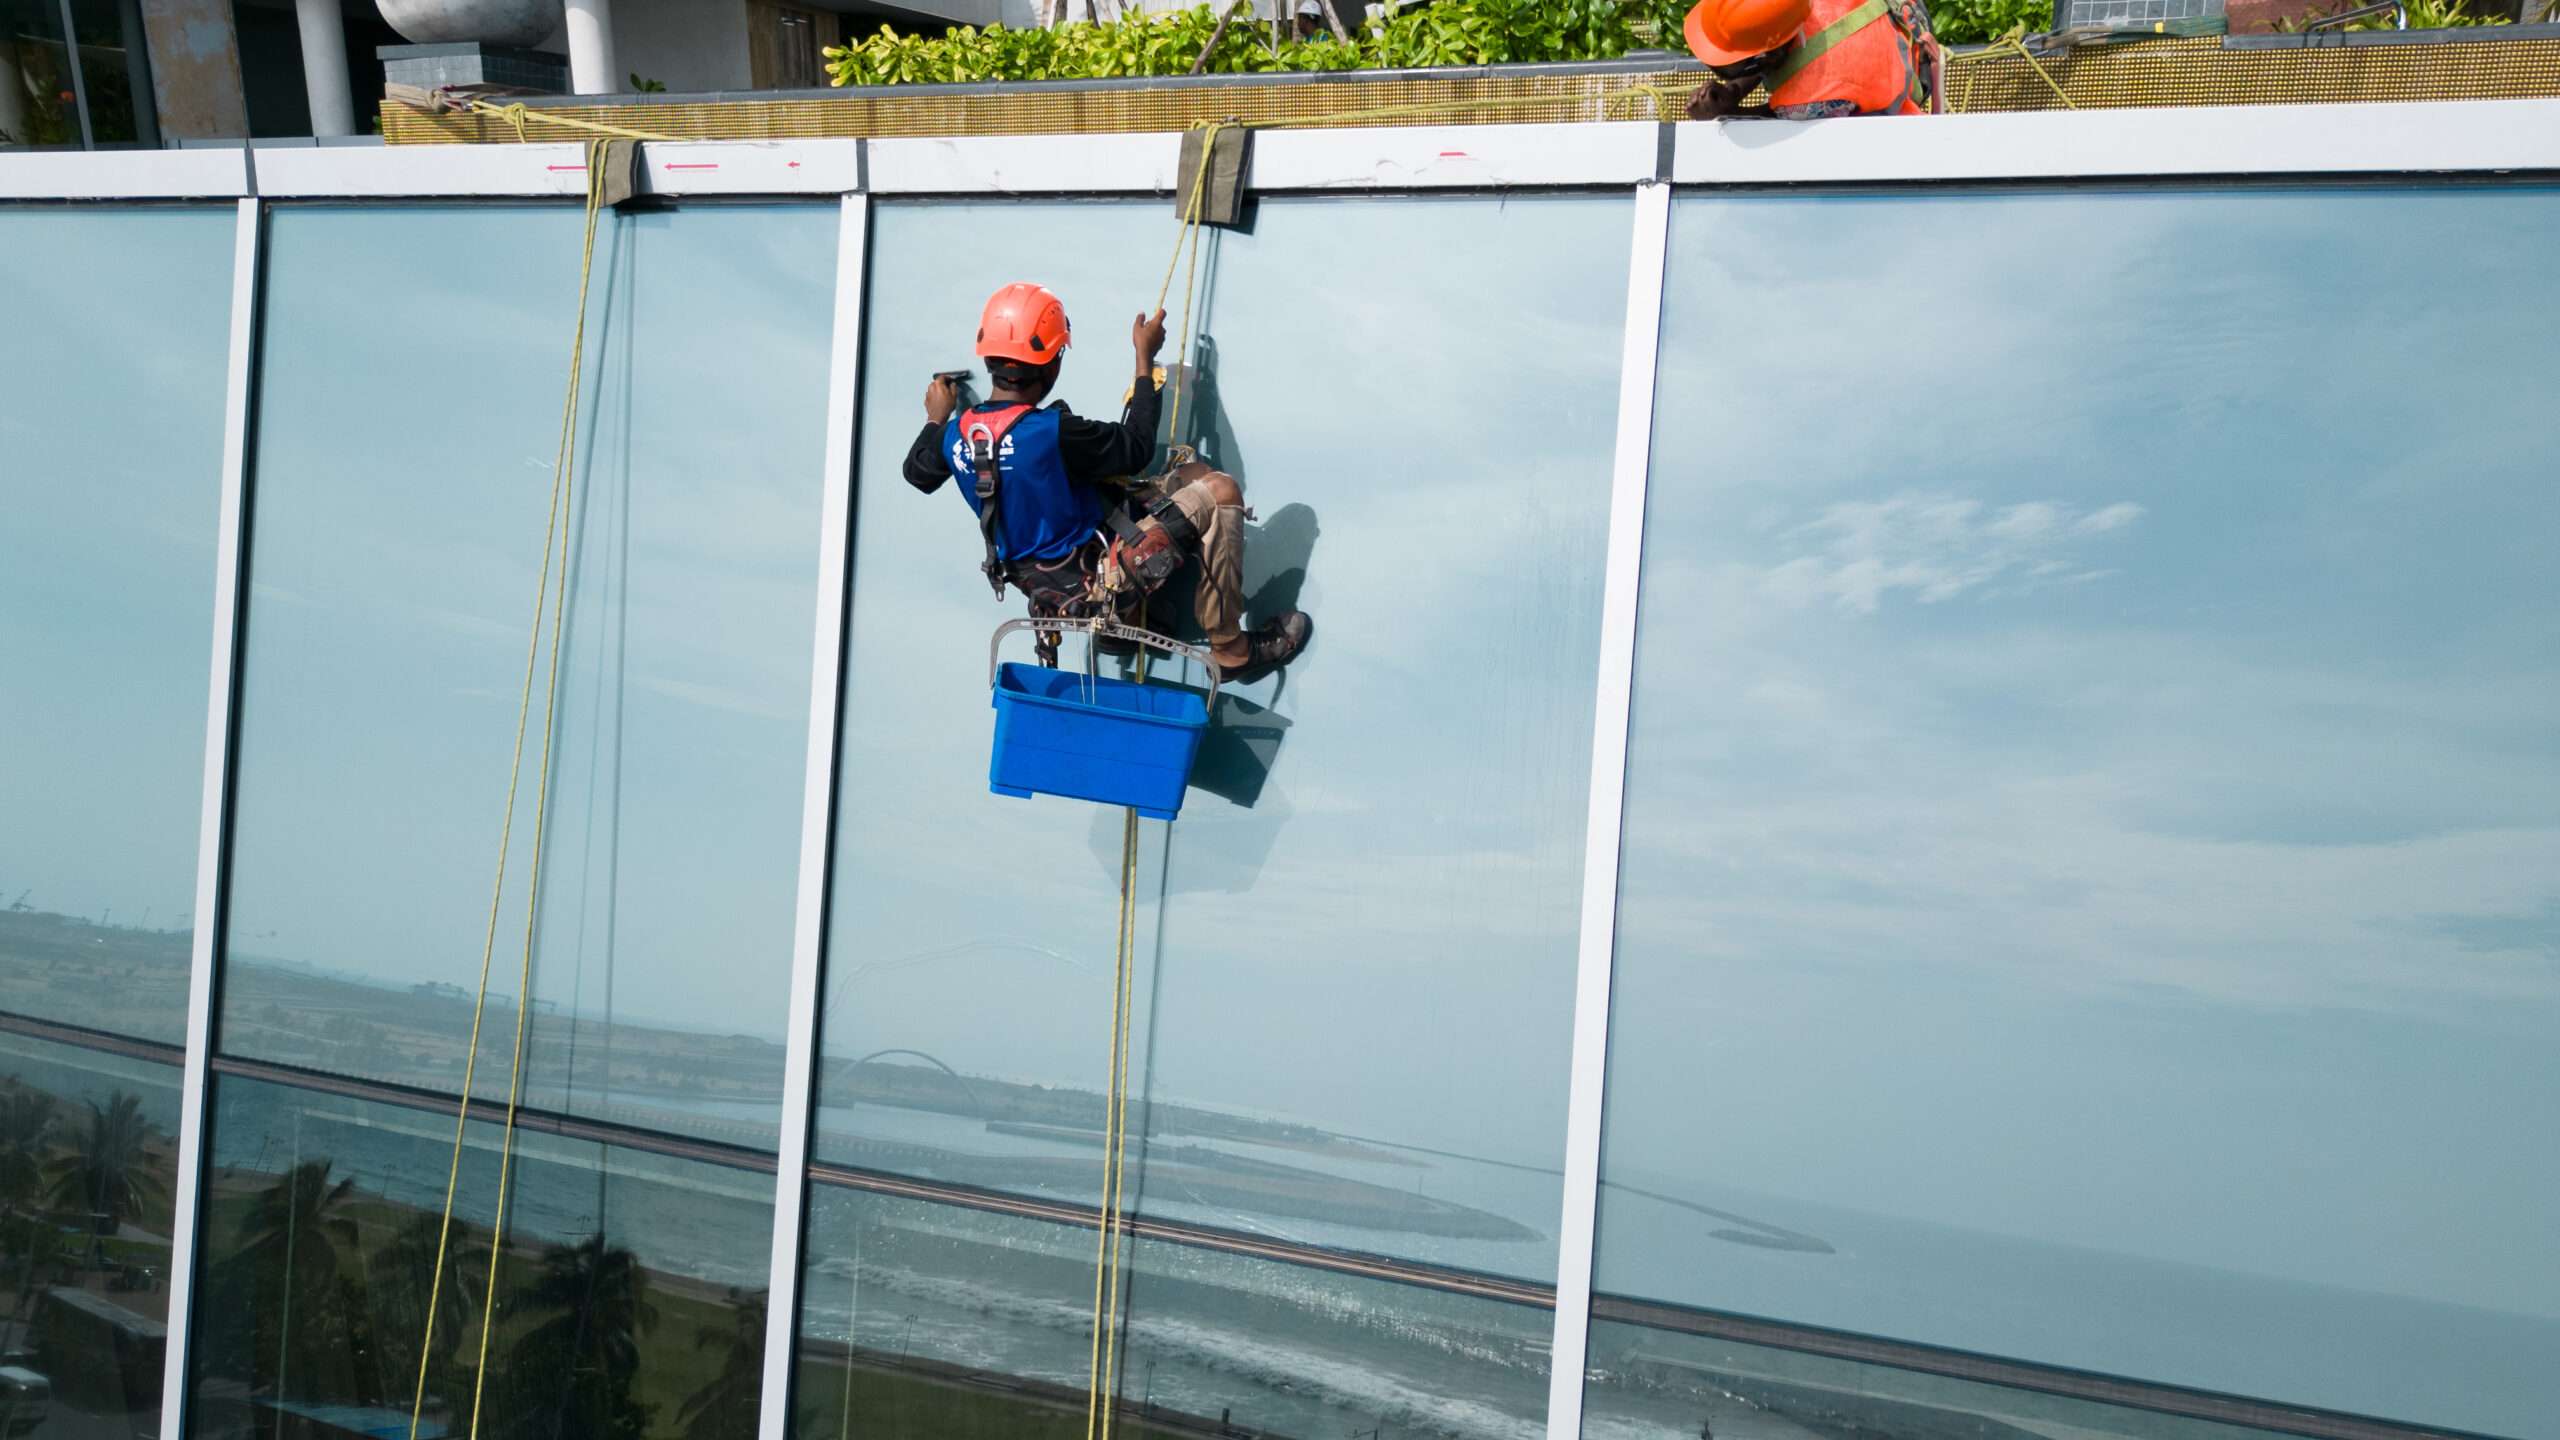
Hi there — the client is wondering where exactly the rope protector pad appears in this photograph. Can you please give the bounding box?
[1174,123,1253,229]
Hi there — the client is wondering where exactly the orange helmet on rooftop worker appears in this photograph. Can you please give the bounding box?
[977,282,1072,368]
[1685,0,1813,66]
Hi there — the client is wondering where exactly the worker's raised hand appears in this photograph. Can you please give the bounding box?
[925,373,961,425]
[1133,308,1168,366]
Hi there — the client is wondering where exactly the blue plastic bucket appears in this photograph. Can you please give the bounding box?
[990,661,1210,821]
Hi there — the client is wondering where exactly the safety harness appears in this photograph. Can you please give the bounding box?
[965,402,1034,598]
[1767,0,1940,112]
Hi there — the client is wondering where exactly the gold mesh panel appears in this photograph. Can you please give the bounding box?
[1948,33,2560,112]
[379,36,2560,145]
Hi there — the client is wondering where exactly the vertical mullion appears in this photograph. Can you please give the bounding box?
[159,194,262,1440]
[756,189,868,1440]
[1544,178,1672,1440]
[55,0,95,149]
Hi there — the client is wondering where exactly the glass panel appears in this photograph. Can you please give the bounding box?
[815,197,1623,1291]
[220,203,837,1146]
[1595,186,2560,1438]
[0,206,234,1044]
[814,199,1173,1219]
[1143,195,1620,1281]
[0,4,78,147]
[793,1183,1549,1438]
[1585,1315,2308,1440]
[0,1031,183,1437]
[189,1074,773,1440]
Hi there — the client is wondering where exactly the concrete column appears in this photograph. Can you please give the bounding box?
[291,0,355,136]
[564,0,618,95]
[137,0,250,141]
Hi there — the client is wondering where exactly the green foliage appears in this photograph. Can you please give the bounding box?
[825,0,1704,88]
[2358,0,2511,26]
[1928,0,2053,44]
[629,72,670,92]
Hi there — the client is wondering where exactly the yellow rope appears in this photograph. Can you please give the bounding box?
[1083,804,1142,1440]
[1078,127,1221,1437]
[403,138,613,1440]
[1944,34,2080,109]
[470,98,687,143]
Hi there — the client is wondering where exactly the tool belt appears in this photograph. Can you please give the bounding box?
[1005,489,1201,668]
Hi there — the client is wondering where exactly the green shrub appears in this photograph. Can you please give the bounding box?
[1928,0,2053,44]
[826,0,1704,88]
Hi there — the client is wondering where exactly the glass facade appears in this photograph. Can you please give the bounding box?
[1590,187,2560,1439]
[3,140,2554,1440]
[221,203,837,1147]
[0,205,234,1046]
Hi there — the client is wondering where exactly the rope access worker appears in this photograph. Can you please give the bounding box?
[906,282,1314,681]
[1680,0,1944,119]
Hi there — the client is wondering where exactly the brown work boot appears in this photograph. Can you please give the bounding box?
[1216,612,1312,683]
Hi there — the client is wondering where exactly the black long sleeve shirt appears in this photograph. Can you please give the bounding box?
[902,374,1163,495]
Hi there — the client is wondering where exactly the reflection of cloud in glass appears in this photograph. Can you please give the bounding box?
[1598,186,2560,1438]
[1757,492,2143,614]
[214,204,837,1140]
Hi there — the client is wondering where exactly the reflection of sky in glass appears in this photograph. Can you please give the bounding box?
[1595,188,2560,1437]
[219,204,835,1142]
[0,207,233,1045]
[818,197,1625,1281]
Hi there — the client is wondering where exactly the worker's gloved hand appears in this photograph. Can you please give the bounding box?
[925,373,961,425]
[1112,525,1184,592]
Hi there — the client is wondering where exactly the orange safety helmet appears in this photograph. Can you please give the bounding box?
[1684,0,1813,66]
[976,282,1072,366]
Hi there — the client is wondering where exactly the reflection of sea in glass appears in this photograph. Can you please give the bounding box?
[218,204,835,1144]
[1582,1317,2308,1440]
[1594,186,2560,1438]
[189,1077,774,1440]
[0,206,233,1044]
[0,1033,183,1435]
[794,1185,1551,1439]
[815,196,1624,1286]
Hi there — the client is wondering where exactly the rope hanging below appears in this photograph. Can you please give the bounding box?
[1080,122,1228,1434]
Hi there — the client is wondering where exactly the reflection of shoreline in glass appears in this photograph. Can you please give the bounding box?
[0,910,191,1047]
[190,1076,774,1440]
[795,1187,1552,1440]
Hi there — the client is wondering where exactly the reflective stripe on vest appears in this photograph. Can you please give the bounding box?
[1768,0,1889,91]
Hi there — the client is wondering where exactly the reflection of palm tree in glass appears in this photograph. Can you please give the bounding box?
[505,1235,659,1440]
[239,1161,360,1402]
[1,1086,59,1322]
[371,1211,488,1414]
[0,1087,56,1211]
[45,1091,165,1233]
[676,1291,764,1440]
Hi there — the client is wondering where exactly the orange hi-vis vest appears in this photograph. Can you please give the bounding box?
[1766,0,1940,117]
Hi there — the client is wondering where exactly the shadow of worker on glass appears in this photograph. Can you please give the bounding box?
[1143,337,1323,815]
